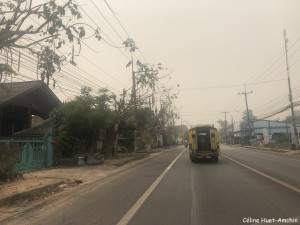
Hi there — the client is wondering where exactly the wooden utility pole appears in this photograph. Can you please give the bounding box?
[231,115,235,144]
[221,109,230,144]
[239,84,253,143]
[131,56,137,152]
[284,29,298,149]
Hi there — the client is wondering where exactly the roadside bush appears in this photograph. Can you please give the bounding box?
[137,131,154,151]
[0,144,16,181]
[265,134,290,149]
[162,132,177,147]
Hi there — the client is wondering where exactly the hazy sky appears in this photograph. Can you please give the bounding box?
[27,0,300,128]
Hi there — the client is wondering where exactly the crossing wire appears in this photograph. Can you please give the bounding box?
[5,42,123,94]
[227,33,300,114]
[22,3,131,94]
[102,0,152,65]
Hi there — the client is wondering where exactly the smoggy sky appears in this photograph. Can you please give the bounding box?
[30,0,300,128]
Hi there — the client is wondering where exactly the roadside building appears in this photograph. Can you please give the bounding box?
[234,119,300,145]
[0,81,60,137]
[0,81,61,172]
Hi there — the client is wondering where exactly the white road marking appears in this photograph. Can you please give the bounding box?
[223,154,300,194]
[223,145,300,162]
[116,149,186,225]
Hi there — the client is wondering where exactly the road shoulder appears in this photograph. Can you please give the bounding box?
[0,149,166,219]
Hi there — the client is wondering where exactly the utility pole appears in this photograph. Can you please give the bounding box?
[131,57,137,112]
[231,115,235,144]
[221,109,230,144]
[238,84,253,144]
[284,29,298,149]
[131,55,137,152]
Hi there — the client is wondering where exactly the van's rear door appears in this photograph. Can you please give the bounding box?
[210,129,217,150]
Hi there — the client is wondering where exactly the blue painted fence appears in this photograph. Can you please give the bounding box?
[0,132,53,172]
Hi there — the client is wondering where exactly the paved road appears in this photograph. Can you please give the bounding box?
[3,145,300,225]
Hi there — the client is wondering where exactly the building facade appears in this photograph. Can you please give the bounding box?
[235,119,300,144]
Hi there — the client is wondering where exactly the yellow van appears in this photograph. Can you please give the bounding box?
[189,126,220,162]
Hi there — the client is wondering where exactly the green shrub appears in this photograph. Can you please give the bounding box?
[162,132,176,147]
[265,134,290,149]
[0,144,16,181]
[137,131,154,151]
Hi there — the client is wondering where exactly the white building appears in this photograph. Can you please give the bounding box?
[235,120,300,144]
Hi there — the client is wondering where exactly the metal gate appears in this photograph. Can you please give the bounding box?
[0,131,53,172]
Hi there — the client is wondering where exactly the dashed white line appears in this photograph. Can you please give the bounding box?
[116,149,186,225]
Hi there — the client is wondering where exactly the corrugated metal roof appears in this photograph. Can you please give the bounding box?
[13,118,53,137]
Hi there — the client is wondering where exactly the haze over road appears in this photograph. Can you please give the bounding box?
[4,145,300,225]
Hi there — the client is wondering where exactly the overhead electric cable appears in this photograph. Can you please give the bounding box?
[103,0,151,65]
[180,79,286,90]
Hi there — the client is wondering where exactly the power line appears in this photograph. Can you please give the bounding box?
[247,35,300,89]
[23,18,130,91]
[74,0,130,60]
[180,79,286,90]
[14,41,123,92]
[103,0,151,65]
[227,34,300,120]
[256,101,300,120]
[0,48,121,96]
[90,0,124,42]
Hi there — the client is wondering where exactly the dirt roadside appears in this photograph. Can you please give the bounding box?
[0,150,165,216]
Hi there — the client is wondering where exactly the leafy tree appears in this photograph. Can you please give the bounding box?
[108,38,176,150]
[135,107,156,149]
[50,87,114,158]
[162,125,179,147]
[217,119,226,142]
[135,60,159,89]
[0,64,17,84]
[284,110,300,123]
[38,46,62,86]
[0,0,101,85]
[156,86,179,131]
[239,109,257,142]
[241,109,257,124]
[123,38,165,95]
[102,38,179,151]
[137,131,154,150]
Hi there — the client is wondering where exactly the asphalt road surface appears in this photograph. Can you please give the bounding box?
[3,145,300,225]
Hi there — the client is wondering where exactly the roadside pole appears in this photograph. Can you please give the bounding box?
[283,29,298,149]
[132,56,137,152]
[238,84,253,144]
[221,109,230,144]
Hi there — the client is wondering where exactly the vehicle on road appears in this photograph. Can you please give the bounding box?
[188,125,220,162]
[184,139,189,148]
